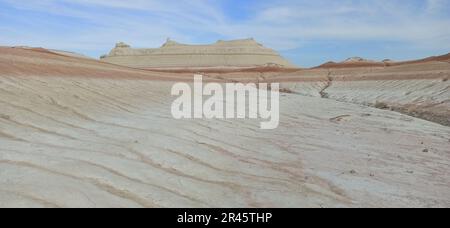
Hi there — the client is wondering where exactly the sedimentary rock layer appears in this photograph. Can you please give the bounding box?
[100,39,296,68]
[1,47,449,207]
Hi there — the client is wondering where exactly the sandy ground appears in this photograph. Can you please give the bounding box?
[0,47,449,207]
[276,61,450,126]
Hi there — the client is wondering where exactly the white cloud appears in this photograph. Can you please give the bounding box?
[214,0,450,50]
[426,0,446,13]
[1,0,449,58]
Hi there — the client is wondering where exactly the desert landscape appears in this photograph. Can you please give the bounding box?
[0,41,449,207]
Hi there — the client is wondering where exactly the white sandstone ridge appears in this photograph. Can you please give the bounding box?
[343,57,376,63]
[100,38,296,68]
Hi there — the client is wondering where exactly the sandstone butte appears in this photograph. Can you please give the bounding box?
[100,38,296,69]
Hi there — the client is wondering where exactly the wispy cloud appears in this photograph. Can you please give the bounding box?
[0,0,449,66]
[426,0,449,14]
[219,0,450,49]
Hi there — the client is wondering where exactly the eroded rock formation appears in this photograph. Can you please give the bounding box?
[1,47,450,207]
[100,38,296,68]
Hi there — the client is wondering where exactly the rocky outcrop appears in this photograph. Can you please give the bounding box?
[100,38,296,68]
[315,57,387,69]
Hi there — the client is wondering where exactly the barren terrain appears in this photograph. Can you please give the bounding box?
[0,47,449,207]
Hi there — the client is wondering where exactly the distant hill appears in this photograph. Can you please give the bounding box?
[314,53,450,69]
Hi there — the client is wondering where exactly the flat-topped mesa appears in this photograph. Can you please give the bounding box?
[100,38,296,68]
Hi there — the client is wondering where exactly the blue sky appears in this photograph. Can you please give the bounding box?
[1,0,449,67]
